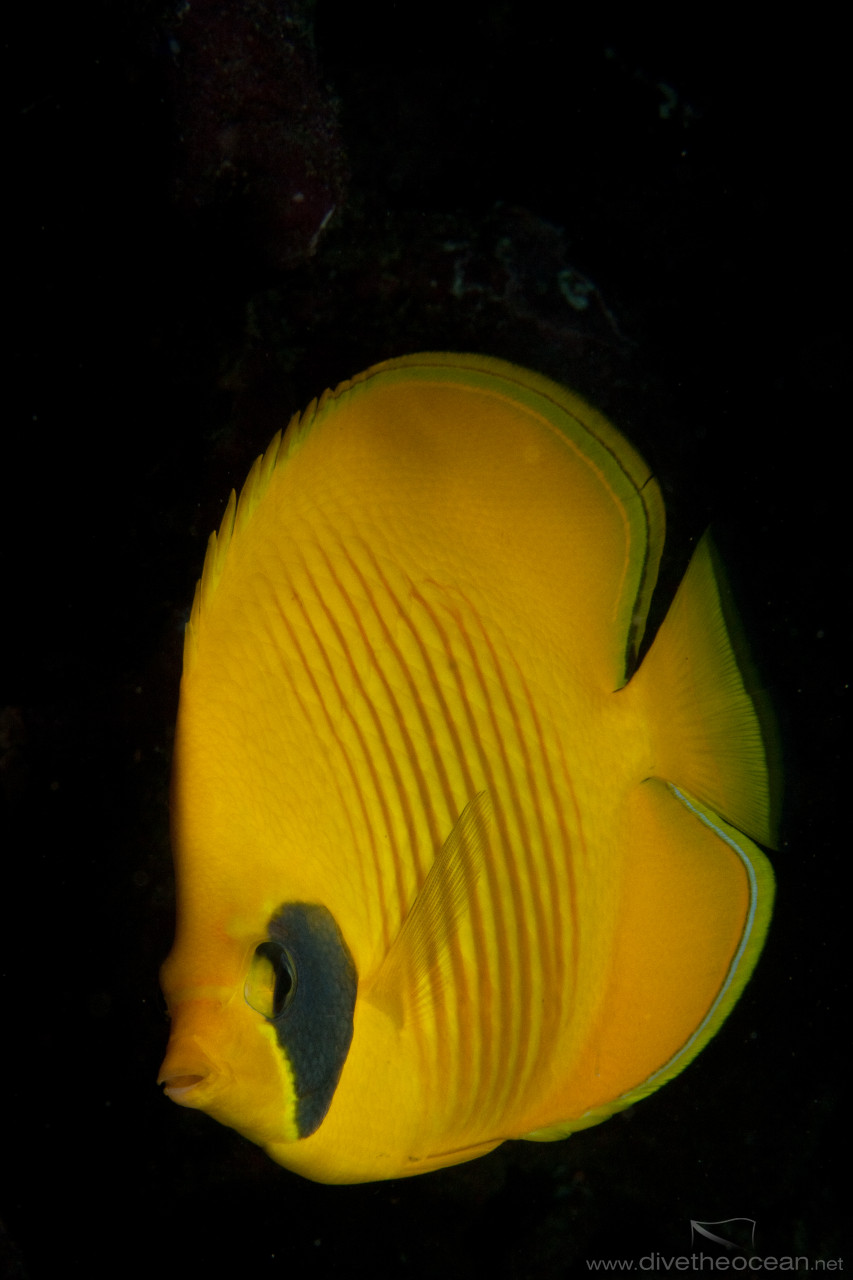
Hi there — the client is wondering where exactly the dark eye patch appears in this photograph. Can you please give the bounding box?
[263,903,358,1138]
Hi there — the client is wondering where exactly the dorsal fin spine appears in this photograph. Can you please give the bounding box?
[182,402,322,671]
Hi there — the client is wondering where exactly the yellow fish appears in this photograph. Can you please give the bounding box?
[158,353,777,1184]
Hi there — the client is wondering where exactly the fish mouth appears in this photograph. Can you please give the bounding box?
[160,1071,208,1102]
[158,1035,230,1107]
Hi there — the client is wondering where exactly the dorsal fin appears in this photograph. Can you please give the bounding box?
[366,792,492,1026]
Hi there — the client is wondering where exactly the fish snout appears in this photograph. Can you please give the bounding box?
[158,1035,227,1107]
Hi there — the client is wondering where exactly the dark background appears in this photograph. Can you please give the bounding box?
[4,3,847,1276]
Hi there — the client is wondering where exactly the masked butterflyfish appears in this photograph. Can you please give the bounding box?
[158,352,777,1184]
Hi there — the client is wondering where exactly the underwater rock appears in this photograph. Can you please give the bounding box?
[167,0,347,269]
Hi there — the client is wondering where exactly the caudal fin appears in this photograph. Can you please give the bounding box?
[633,532,780,848]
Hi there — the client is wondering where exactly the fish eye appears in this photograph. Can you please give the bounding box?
[244,941,296,1020]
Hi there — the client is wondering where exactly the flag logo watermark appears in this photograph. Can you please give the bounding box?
[690,1219,756,1252]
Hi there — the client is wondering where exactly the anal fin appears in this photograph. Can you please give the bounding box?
[522,777,774,1141]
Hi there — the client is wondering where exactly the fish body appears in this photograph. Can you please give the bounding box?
[159,353,776,1184]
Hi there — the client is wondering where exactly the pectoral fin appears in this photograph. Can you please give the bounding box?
[366,791,491,1025]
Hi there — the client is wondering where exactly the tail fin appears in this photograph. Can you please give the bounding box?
[632,532,780,848]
